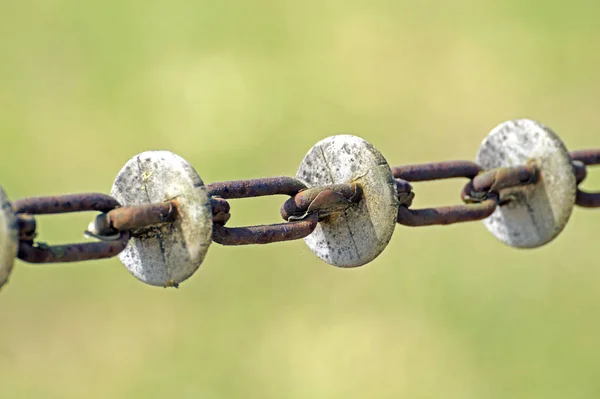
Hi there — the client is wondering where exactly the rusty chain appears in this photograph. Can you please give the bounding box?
[8,148,598,265]
[2,117,599,292]
[0,119,600,287]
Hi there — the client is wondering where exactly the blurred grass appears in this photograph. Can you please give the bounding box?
[1,0,600,398]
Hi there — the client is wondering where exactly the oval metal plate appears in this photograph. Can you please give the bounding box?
[296,135,399,267]
[111,151,212,287]
[476,119,576,248]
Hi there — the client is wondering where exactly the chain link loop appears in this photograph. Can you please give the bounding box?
[13,194,130,263]
[570,149,600,207]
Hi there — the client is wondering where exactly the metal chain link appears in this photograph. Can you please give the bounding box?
[9,148,600,264]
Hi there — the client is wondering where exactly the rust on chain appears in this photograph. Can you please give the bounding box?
[391,160,499,227]
[396,179,415,207]
[210,197,231,224]
[571,149,600,208]
[207,176,313,245]
[213,213,318,245]
[392,161,537,227]
[397,194,499,227]
[576,191,600,207]
[392,160,482,181]
[16,214,37,241]
[570,149,600,166]
[463,163,539,203]
[207,177,307,199]
[18,232,130,263]
[13,193,130,263]
[280,183,362,221]
[572,161,587,184]
[88,201,177,238]
[13,193,119,215]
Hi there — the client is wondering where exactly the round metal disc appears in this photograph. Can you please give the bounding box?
[296,135,399,267]
[111,151,212,287]
[476,119,576,248]
[0,186,18,290]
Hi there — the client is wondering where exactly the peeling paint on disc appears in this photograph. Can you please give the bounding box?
[476,119,576,248]
[111,151,212,287]
[296,135,399,267]
[0,186,18,290]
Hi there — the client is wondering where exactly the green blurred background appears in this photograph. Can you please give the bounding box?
[1,1,600,398]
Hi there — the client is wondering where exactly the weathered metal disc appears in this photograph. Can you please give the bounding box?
[0,186,18,290]
[296,135,399,267]
[111,151,212,287]
[476,119,576,248]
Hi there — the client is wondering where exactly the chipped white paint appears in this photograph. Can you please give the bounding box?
[476,119,576,248]
[111,151,212,287]
[0,187,17,290]
[297,135,399,267]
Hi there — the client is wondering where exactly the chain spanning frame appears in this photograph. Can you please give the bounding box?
[9,148,600,264]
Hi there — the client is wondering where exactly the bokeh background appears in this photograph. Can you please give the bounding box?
[1,1,600,398]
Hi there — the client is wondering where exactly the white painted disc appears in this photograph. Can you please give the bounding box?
[296,135,399,267]
[111,151,212,287]
[476,119,576,248]
[0,186,18,290]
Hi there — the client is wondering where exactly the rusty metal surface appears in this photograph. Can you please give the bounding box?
[397,195,499,227]
[572,161,587,184]
[13,193,127,263]
[112,202,176,232]
[394,162,539,227]
[18,232,130,263]
[210,197,231,224]
[207,177,306,199]
[208,177,314,246]
[392,160,481,181]
[571,149,600,166]
[576,190,600,208]
[213,213,318,245]
[90,201,177,237]
[395,179,415,207]
[395,179,413,194]
[391,161,537,227]
[13,193,119,215]
[280,183,362,221]
[470,164,538,195]
[571,149,600,208]
[16,214,36,241]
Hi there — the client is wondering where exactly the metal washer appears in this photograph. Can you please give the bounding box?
[0,186,18,290]
[296,135,399,267]
[476,119,576,248]
[111,151,212,287]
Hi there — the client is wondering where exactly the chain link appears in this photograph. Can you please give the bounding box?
[570,149,600,207]
[206,177,318,245]
[7,148,600,264]
[13,194,130,263]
